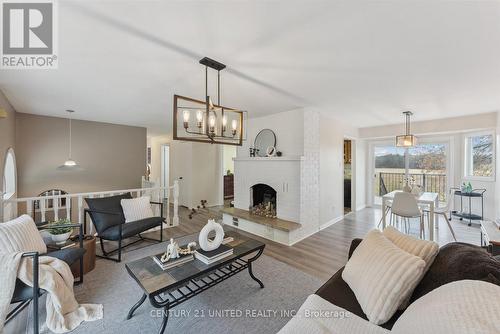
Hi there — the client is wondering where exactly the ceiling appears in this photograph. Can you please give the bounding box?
[2,0,500,136]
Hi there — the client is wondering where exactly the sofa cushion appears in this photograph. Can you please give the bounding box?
[392,280,500,334]
[0,214,47,254]
[85,193,131,233]
[120,196,154,223]
[342,229,426,325]
[277,294,390,334]
[410,242,500,303]
[383,226,439,308]
[99,217,163,240]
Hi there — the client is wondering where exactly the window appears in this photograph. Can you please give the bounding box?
[3,148,16,200]
[465,132,495,179]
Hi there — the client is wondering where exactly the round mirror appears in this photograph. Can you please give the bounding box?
[254,129,276,157]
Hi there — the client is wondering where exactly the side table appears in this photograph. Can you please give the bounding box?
[71,235,96,278]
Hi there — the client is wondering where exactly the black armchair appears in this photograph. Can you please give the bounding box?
[84,193,165,262]
[5,222,85,334]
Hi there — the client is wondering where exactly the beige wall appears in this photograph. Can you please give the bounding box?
[0,90,16,194]
[15,113,146,197]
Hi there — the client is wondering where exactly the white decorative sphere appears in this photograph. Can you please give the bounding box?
[199,219,225,251]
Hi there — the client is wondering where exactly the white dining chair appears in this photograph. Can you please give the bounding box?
[391,192,426,239]
[421,197,457,241]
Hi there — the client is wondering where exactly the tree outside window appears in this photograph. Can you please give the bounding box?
[465,133,494,179]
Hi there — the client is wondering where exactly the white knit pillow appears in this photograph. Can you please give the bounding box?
[383,226,439,270]
[383,226,439,309]
[120,196,154,223]
[0,214,47,254]
[392,280,500,334]
[342,229,426,325]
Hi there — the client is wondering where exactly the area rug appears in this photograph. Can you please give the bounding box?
[29,241,322,334]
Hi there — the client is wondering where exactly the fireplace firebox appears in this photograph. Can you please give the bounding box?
[249,184,277,218]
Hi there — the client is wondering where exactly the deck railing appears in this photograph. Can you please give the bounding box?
[379,172,447,201]
[1,180,180,234]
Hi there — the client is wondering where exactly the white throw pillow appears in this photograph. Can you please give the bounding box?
[342,229,426,325]
[383,226,439,309]
[0,214,47,254]
[392,280,500,334]
[120,196,154,223]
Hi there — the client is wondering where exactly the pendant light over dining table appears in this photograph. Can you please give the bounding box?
[58,109,81,170]
[173,57,245,146]
[396,111,417,147]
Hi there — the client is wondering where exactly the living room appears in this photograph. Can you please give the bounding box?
[1,1,499,334]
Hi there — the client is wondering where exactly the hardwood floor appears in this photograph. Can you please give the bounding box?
[143,205,482,282]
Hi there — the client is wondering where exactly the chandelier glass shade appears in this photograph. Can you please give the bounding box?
[58,110,82,170]
[396,111,417,147]
[173,57,244,146]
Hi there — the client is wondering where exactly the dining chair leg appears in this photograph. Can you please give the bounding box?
[442,213,457,241]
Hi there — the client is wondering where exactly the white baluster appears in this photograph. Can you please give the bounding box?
[26,199,33,219]
[166,187,171,226]
[54,196,59,221]
[66,196,71,220]
[173,180,179,226]
[40,199,46,222]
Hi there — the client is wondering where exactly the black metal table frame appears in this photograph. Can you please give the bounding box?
[126,245,265,334]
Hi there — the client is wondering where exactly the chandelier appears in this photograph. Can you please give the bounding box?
[396,111,417,147]
[173,57,244,146]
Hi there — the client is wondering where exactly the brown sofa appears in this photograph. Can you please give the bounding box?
[315,239,500,330]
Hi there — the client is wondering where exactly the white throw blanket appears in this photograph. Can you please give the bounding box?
[0,215,103,333]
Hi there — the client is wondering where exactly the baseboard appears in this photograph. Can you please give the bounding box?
[320,215,343,231]
[355,204,366,211]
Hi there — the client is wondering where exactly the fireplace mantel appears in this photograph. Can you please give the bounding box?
[233,156,304,162]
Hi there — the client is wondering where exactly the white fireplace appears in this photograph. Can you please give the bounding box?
[233,156,302,223]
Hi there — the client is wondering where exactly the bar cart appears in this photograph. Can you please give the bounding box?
[450,187,486,226]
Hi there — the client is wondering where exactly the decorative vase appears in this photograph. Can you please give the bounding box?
[198,219,224,251]
[51,231,72,245]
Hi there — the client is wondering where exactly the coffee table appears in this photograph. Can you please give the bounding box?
[125,230,265,333]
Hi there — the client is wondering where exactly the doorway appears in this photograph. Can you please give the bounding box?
[222,145,236,207]
[344,139,353,214]
[160,144,170,200]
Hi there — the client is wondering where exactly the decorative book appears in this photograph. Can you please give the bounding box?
[194,244,233,264]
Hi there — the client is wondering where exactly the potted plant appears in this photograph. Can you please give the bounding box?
[48,218,73,245]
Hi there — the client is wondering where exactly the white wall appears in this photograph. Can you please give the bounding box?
[319,114,362,227]
[223,145,236,174]
[150,134,223,209]
[237,108,305,158]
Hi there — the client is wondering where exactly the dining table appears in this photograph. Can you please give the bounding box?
[382,190,439,241]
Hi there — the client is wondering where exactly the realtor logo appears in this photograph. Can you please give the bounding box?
[1,0,58,69]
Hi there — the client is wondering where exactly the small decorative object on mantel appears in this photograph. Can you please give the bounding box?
[199,219,225,251]
[276,151,282,157]
[249,147,256,157]
[266,146,276,157]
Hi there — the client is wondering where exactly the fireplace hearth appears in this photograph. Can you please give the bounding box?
[249,183,277,218]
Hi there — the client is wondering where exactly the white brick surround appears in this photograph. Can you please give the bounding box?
[227,108,322,246]
[233,156,302,222]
